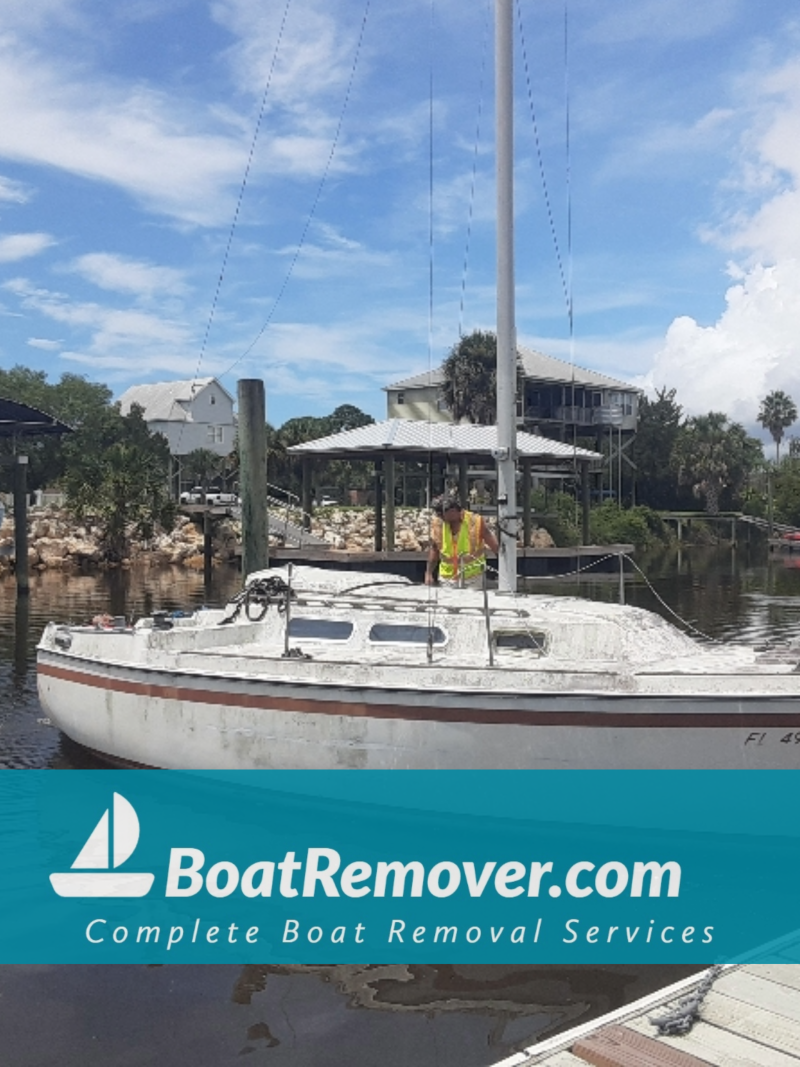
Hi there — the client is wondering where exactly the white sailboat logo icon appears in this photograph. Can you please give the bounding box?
[49,792,155,898]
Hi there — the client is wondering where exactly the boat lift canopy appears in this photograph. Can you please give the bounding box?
[288,418,601,464]
[0,397,73,439]
[288,418,602,548]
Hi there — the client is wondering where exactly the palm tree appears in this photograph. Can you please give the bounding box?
[672,412,761,514]
[440,331,498,424]
[184,448,223,491]
[758,390,797,463]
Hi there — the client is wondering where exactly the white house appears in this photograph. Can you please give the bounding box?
[117,377,235,458]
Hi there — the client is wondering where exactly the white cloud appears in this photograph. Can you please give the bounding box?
[0,39,247,225]
[274,222,393,279]
[27,337,61,350]
[211,0,363,109]
[587,0,742,45]
[0,176,30,203]
[4,275,206,377]
[66,253,188,299]
[596,108,736,181]
[0,21,362,228]
[644,49,800,429]
[647,261,800,424]
[0,232,54,261]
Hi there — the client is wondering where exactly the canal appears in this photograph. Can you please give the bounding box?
[3,542,793,1064]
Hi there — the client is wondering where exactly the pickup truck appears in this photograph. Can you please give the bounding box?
[179,487,205,505]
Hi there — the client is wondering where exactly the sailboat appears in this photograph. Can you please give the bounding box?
[49,792,155,897]
[36,2,800,770]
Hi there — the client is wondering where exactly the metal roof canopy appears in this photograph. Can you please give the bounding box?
[288,418,602,466]
[0,397,73,438]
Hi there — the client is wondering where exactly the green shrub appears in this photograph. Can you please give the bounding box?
[589,502,669,548]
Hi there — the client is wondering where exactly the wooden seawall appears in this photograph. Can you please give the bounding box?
[493,964,800,1067]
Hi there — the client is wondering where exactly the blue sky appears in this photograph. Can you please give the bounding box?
[1,0,800,438]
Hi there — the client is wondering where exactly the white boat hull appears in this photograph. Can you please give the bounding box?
[37,650,800,770]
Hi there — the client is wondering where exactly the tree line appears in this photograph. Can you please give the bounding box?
[3,347,800,558]
[0,366,375,557]
[441,332,800,520]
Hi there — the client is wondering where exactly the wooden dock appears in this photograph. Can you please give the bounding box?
[268,544,635,581]
[493,964,800,1067]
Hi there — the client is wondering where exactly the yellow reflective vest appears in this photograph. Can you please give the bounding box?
[434,511,486,582]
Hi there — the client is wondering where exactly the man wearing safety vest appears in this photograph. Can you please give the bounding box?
[425,491,499,588]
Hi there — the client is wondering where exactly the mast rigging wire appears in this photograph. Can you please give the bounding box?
[458,0,492,338]
[516,0,580,520]
[220,0,373,381]
[176,0,293,457]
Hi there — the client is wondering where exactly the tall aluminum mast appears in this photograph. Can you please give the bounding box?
[495,0,518,592]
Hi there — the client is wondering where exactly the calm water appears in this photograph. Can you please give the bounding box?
[4,546,790,1064]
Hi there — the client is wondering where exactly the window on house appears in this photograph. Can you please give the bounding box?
[207,426,224,443]
[396,391,405,405]
[210,395,216,405]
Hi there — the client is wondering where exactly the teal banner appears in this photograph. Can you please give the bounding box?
[1,771,798,963]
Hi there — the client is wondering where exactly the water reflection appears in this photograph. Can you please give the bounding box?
[526,542,800,645]
[0,563,242,768]
[0,963,703,1066]
[13,591,29,687]
[230,963,704,1051]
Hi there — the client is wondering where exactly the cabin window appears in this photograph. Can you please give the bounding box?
[493,630,547,654]
[368,623,446,645]
[288,618,354,641]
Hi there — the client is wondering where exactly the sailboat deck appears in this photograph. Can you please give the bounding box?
[498,964,800,1067]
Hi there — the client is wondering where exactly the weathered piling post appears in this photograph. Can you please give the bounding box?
[458,456,468,509]
[301,457,313,532]
[374,460,383,552]
[14,589,29,681]
[237,380,268,578]
[13,454,29,595]
[580,460,590,546]
[385,455,396,553]
[203,508,213,585]
[522,458,532,548]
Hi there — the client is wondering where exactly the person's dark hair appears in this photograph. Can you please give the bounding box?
[432,491,462,516]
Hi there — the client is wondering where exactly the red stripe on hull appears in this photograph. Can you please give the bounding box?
[37,661,800,729]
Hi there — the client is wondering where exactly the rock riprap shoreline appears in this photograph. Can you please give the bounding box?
[0,506,554,572]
